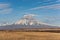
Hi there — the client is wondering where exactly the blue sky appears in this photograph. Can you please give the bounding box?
[0,0,60,26]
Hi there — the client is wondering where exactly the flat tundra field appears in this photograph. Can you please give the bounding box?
[0,31,60,40]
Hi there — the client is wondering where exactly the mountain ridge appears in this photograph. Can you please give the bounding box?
[0,14,60,30]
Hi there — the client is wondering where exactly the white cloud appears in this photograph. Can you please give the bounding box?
[0,3,13,14]
[28,4,60,10]
[0,3,10,9]
[0,8,13,14]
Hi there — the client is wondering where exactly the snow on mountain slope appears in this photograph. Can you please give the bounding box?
[15,14,50,25]
[0,14,59,30]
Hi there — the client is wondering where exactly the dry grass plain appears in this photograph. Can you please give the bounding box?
[0,31,60,40]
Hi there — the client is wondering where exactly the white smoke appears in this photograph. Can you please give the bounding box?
[23,14,37,18]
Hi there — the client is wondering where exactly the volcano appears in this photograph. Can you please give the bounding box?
[15,14,50,25]
[0,14,59,30]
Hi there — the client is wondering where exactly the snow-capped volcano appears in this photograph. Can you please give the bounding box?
[15,14,50,26]
[0,14,58,27]
[0,14,59,30]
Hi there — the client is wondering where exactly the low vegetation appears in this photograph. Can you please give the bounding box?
[0,29,60,40]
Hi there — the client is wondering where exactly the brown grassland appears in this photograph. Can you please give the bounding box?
[0,30,60,40]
